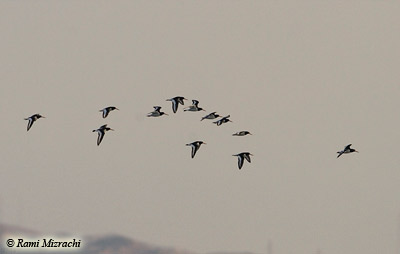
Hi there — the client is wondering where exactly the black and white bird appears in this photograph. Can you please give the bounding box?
[147,106,168,117]
[186,141,206,158]
[233,152,253,169]
[232,131,252,136]
[337,144,358,158]
[201,112,220,121]
[184,100,205,112]
[166,96,187,113]
[100,106,119,118]
[92,124,114,146]
[25,114,45,131]
[213,115,232,126]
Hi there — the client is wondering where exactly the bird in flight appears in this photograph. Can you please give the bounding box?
[186,141,206,158]
[100,106,119,118]
[184,100,205,112]
[166,96,187,113]
[233,152,253,169]
[147,106,168,117]
[92,124,114,146]
[337,144,358,158]
[25,114,45,131]
[232,131,252,136]
[201,112,220,121]
[213,115,232,126]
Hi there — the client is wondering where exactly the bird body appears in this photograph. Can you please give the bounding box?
[233,131,252,136]
[100,106,119,118]
[186,141,206,158]
[25,114,45,131]
[184,100,205,112]
[92,124,114,146]
[233,152,253,169]
[166,96,187,113]
[201,112,220,121]
[337,144,358,158]
[213,115,232,126]
[147,106,168,117]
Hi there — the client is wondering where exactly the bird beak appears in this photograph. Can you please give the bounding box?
[250,153,254,156]
[249,133,252,135]
[116,108,119,110]
[42,116,46,118]
[203,143,207,145]
[110,129,115,131]
[165,113,169,116]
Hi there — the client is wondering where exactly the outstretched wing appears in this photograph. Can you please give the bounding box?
[97,131,105,146]
[237,155,244,169]
[171,100,178,113]
[177,97,185,105]
[191,144,199,158]
[345,144,352,150]
[26,118,34,131]
[192,100,199,106]
[102,109,109,118]
[153,106,161,112]
[244,153,251,163]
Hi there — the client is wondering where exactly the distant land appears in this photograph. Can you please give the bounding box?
[0,224,257,254]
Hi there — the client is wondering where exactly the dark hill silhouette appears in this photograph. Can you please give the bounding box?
[0,224,257,254]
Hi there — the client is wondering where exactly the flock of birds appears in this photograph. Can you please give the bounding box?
[24,96,358,170]
[147,96,254,169]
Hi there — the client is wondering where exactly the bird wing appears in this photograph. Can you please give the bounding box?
[237,155,244,169]
[191,144,199,158]
[171,100,178,113]
[26,118,34,131]
[192,100,199,106]
[337,151,344,158]
[177,97,185,105]
[244,153,251,163]
[154,106,161,112]
[345,144,352,150]
[97,131,105,146]
[102,109,109,118]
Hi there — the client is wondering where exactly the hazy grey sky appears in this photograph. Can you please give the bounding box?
[1,1,400,253]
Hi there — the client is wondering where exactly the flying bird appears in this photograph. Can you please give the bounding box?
[100,106,119,118]
[25,114,45,131]
[337,144,358,158]
[213,115,232,126]
[233,152,253,169]
[201,112,220,121]
[166,96,187,113]
[233,131,252,136]
[147,106,168,117]
[184,100,205,112]
[92,124,114,146]
[186,141,206,158]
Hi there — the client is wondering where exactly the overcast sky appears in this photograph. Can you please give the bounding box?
[1,1,400,254]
